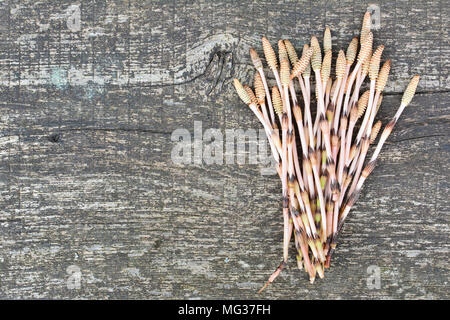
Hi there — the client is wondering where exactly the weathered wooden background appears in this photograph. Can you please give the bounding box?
[0,0,448,299]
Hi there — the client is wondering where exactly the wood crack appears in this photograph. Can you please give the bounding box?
[57,127,173,135]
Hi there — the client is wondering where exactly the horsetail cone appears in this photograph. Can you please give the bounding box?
[302,44,312,77]
[369,45,385,80]
[346,37,358,65]
[368,75,421,164]
[278,40,289,64]
[262,36,278,69]
[401,75,420,106]
[249,48,263,70]
[324,27,332,52]
[280,59,291,87]
[376,60,391,92]
[284,39,298,67]
[254,72,266,104]
[357,90,370,119]
[272,86,283,117]
[326,77,332,95]
[321,50,332,84]
[357,32,373,65]
[336,50,346,79]
[362,11,372,29]
[310,36,322,71]
[315,83,319,101]
[370,120,382,144]
[244,85,258,105]
[291,47,313,79]
[233,79,251,105]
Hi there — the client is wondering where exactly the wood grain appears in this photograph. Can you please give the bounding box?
[0,0,448,299]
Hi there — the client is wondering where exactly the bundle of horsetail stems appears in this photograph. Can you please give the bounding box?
[233,11,420,292]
